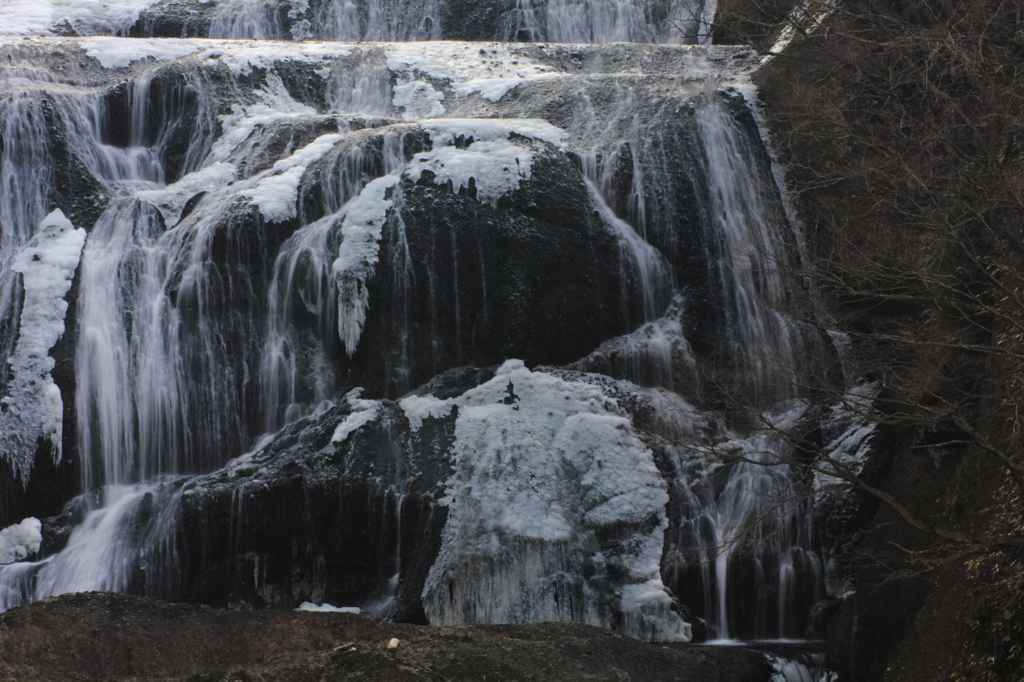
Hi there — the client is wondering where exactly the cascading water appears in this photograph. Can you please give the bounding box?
[697,101,804,405]
[663,403,824,640]
[0,0,841,666]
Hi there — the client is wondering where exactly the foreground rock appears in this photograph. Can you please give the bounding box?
[0,592,772,682]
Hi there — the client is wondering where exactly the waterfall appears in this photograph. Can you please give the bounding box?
[584,175,673,326]
[663,403,823,640]
[0,2,833,652]
[697,100,803,405]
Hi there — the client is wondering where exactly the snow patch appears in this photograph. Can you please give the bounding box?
[0,0,162,37]
[405,139,533,204]
[196,40,352,77]
[242,133,344,222]
[816,384,878,492]
[331,388,380,443]
[296,602,361,614]
[0,210,86,480]
[80,37,203,69]
[452,73,563,102]
[72,36,353,73]
[386,42,564,103]
[0,0,56,36]
[392,81,445,121]
[405,119,566,205]
[0,518,42,565]
[765,1,836,62]
[418,119,567,149]
[399,394,455,432]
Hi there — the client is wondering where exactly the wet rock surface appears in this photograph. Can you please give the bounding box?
[169,397,452,621]
[0,592,773,682]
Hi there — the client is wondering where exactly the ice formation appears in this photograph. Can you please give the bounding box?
[79,37,206,69]
[817,391,876,492]
[243,133,345,222]
[331,388,381,443]
[392,81,445,121]
[0,0,162,36]
[331,174,401,355]
[0,22,834,648]
[386,42,568,120]
[386,42,563,103]
[74,36,354,75]
[418,119,566,149]
[413,360,691,642]
[0,518,42,565]
[405,118,566,204]
[136,162,238,226]
[0,210,86,478]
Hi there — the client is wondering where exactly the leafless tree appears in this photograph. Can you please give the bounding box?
[691,0,1024,674]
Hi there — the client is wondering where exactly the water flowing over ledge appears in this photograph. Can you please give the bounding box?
[0,0,720,45]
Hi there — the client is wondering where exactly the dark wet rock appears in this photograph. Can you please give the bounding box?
[350,146,641,398]
[40,100,110,230]
[439,0,521,42]
[405,364,498,399]
[130,0,218,38]
[568,294,700,395]
[167,397,452,621]
[232,114,348,179]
